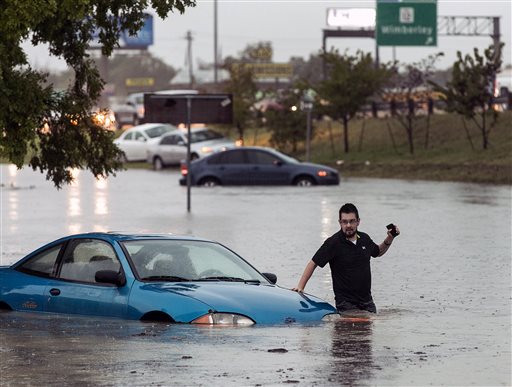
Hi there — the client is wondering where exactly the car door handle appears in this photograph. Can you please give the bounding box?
[49,288,61,296]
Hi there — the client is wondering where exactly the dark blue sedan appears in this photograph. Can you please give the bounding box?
[179,146,340,187]
[0,233,336,325]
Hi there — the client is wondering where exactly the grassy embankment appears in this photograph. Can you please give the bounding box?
[3,112,510,185]
[243,111,512,185]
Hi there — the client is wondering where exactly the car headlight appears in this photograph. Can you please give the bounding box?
[191,313,255,326]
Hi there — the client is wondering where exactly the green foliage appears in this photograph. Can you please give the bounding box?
[224,64,258,141]
[430,44,503,149]
[264,88,308,153]
[317,50,392,153]
[0,0,195,187]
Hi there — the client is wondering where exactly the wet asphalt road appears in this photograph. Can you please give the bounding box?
[0,165,511,386]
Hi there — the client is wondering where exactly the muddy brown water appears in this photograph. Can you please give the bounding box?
[1,165,510,386]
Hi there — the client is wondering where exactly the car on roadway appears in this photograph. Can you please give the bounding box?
[0,233,337,325]
[114,123,177,162]
[147,127,236,170]
[179,146,340,187]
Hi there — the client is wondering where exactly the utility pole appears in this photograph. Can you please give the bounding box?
[214,0,218,85]
[185,30,194,88]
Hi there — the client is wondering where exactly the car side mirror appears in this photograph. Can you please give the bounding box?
[177,141,185,146]
[262,272,277,284]
[95,270,126,286]
[138,137,146,142]
[273,160,283,166]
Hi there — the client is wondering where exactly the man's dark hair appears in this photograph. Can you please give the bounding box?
[339,203,359,220]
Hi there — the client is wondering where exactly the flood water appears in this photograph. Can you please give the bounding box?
[1,165,511,386]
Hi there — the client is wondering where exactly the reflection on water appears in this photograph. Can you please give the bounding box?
[94,177,108,216]
[329,319,374,385]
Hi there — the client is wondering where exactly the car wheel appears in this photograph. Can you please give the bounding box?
[191,153,199,161]
[153,157,165,171]
[199,177,220,187]
[294,175,315,187]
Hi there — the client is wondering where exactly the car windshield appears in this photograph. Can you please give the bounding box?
[121,239,268,283]
[189,129,224,143]
[144,125,176,139]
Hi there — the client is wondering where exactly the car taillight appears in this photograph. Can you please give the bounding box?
[317,170,328,177]
[181,163,188,176]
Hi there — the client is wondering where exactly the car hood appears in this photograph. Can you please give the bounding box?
[143,281,336,324]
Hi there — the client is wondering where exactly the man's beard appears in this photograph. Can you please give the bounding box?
[344,228,357,238]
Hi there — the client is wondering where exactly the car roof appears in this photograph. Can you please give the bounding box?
[124,123,175,132]
[51,232,213,244]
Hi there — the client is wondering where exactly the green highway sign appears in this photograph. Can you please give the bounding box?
[376,0,437,46]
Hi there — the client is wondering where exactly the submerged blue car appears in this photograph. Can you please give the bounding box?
[0,233,336,325]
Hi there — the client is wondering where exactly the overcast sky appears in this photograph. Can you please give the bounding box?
[26,0,511,79]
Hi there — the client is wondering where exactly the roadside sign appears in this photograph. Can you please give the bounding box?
[143,93,233,125]
[376,0,437,46]
[232,63,293,79]
[125,77,155,87]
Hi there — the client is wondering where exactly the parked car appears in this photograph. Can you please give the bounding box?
[0,233,337,325]
[147,127,236,170]
[110,102,139,128]
[114,123,177,162]
[180,146,340,186]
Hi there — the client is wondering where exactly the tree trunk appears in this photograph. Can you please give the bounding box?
[358,119,365,152]
[342,115,349,153]
[328,120,336,156]
[481,110,488,149]
[407,114,414,154]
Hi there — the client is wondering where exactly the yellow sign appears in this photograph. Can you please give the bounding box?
[125,77,155,87]
[232,63,293,79]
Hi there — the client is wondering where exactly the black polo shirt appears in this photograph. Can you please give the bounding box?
[312,230,380,306]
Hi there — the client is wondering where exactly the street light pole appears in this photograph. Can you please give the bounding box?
[302,93,314,162]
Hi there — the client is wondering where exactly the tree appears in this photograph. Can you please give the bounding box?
[265,87,308,153]
[223,64,257,142]
[318,50,391,153]
[430,44,503,150]
[388,53,443,154]
[222,41,273,142]
[0,0,195,187]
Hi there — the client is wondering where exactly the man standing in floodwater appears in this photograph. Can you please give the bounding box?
[292,203,400,313]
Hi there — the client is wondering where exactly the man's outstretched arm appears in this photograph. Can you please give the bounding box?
[292,260,317,293]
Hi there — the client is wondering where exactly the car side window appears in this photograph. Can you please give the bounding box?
[124,132,133,140]
[17,244,63,277]
[247,151,279,165]
[59,239,121,283]
[219,150,246,164]
[134,131,145,141]
[160,135,181,145]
